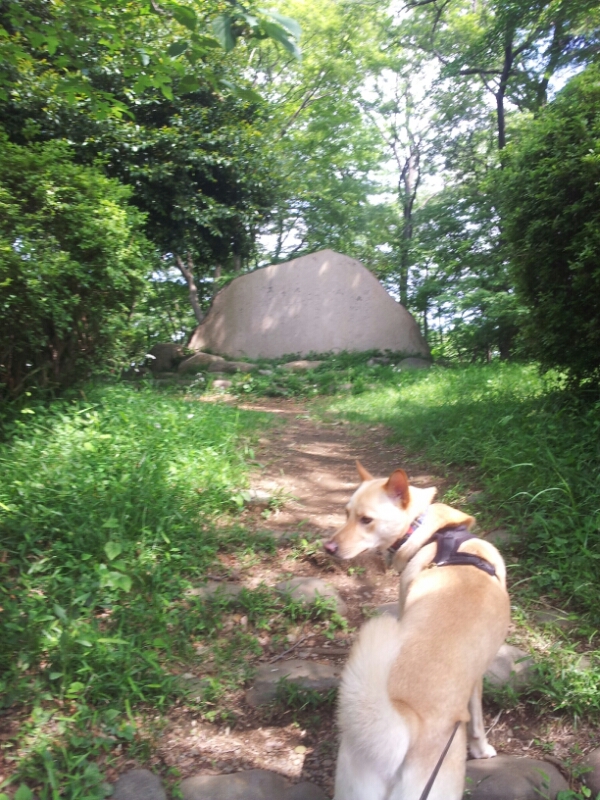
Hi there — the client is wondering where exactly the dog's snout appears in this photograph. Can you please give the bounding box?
[324,540,338,555]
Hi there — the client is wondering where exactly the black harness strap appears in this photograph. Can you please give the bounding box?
[431,525,496,577]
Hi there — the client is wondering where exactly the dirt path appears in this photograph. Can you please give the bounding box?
[141,398,458,795]
[140,398,590,796]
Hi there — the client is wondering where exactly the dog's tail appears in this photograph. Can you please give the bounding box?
[338,615,414,779]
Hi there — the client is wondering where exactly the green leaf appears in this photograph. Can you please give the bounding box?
[179,74,200,93]
[260,21,300,58]
[53,604,67,623]
[160,83,174,100]
[102,518,120,529]
[104,541,122,561]
[212,15,236,52]
[234,86,263,104]
[171,4,197,32]
[14,787,34,800]
[259,9,301,40]
[167,40,188,57]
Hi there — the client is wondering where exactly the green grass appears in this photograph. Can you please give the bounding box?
[0,383,274,795]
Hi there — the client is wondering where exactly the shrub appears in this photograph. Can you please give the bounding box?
[0,134,154,397]
[502,64,600,386]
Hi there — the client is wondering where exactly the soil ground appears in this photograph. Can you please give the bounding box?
[111,395,595,797]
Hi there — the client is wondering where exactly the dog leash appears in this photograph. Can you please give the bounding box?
[417,720,461,800]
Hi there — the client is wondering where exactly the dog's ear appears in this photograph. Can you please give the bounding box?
[356,460,374,482]
[384,469,410,509]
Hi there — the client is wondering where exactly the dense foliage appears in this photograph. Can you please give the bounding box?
[0,136,151,396]
[503,64,600,385]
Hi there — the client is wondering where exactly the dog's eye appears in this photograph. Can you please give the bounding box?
[360,516,373,525]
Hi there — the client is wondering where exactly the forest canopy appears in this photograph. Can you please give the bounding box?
[1,0,600,395]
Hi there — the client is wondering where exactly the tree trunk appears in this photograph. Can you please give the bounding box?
[175,253,204,324]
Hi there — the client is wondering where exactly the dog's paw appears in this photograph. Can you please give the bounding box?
[469,740,497,759]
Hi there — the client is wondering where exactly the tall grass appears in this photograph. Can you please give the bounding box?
[328,362,600,622]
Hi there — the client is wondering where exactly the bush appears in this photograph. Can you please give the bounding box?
[502,64,600,386]
[0,134,154,397]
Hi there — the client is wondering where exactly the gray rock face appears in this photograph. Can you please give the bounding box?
[189,250,430,359]
[181,770,327,800]
[485,644,535,690]
[179,352,225,373]
[147,343,186,373]
[465,755,568,799]
[246,659,341,706]
[112,769,166,800]
[275,577,347,615]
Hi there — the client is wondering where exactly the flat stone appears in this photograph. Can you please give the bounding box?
[246,659,341,706]
[212,379,233,390]
[258,369,274,375]
[465,754,568,799]
[181,769,288,800]
[367,356,391,366]
[397,357,431,370]
[485,644,535,690]
[280,360,324,372]
[179,352,225,373]
[176,675,213,701]
[284,782,329,800]
[485,528,514,549]
[207,360,257,373]
[530,609,573,630]
[582,746,600,794]
[275,577,347,615]
[112,769,166,800]
[185,581,242,599]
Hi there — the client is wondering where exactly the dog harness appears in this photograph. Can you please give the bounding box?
[388,516,496,577]
[431,525,496,577]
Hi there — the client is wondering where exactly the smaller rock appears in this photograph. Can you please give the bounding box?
[212,379,233,390]
[367,357,390,366]
[259,369,274,375]
[484,528,514,549]
[208,360,258,374]
[112,769,166,800]
[397,357,431,370]
[244,489,274,508]
[179,352,225,373]
[280,360,324,372]
[246,659,341,706]
[181,769,288,800]
[284,782,328,800]
[276,576,347,615]
[485,643,535,690]
[466,754,568,799]
[582,746,600,795]
[530,609,573,630]
[466,490,485,504]
[185,581,243,599]
[147,343,186,373]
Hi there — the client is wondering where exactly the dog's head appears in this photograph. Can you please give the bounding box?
[323,461,437,559]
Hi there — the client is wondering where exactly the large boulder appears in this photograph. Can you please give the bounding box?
[147,343,185,373]
[189,250,430,360]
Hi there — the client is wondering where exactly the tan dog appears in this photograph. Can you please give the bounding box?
[324,463,510,800]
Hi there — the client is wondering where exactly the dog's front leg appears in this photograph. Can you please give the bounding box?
[467,678,496,759]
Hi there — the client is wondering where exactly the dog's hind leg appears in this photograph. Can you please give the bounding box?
[333,739,387,800]
[467,678,496,759]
